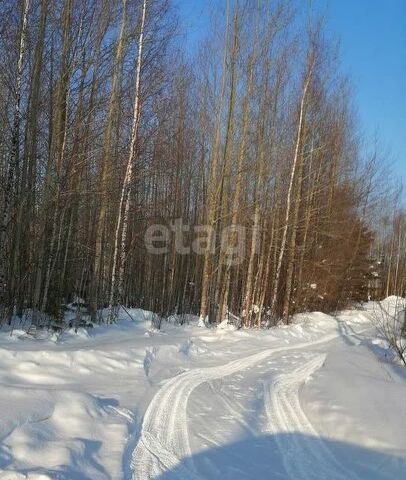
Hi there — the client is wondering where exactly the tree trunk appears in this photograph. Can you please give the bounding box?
[0,0,30,320]
[91,0,128,319]
[199,1,230,324]
[270,53,314,318]
[109,0,147,318]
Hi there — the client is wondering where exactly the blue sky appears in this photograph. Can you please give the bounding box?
[321,0,406,201]
[175,0,406,200]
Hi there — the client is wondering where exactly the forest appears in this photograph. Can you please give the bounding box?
[0,0,405,328]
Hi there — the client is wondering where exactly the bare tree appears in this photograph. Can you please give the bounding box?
[0,0,30,320]
[109,0,147,319]
[373,298,406,367]
[270,47,314,316]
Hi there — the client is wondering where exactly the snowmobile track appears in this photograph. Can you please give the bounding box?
[263,353,360,480]
[130,330,347,479]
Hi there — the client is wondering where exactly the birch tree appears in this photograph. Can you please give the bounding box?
[91,0,128,319]
[270,47,314,318]
[109,0,147,319]
[0,0,30,320]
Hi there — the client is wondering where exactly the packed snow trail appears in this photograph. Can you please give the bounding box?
[131,330,344,479]
[263,353,359,480]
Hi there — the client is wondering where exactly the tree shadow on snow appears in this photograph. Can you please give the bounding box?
[154,432,406,480]
[0,438,109,480]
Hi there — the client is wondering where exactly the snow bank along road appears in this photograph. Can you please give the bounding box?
[131,324,365,480]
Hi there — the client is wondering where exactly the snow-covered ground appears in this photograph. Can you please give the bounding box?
[0,299,405,479]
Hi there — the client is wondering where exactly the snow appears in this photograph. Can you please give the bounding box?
[0,300,405,479]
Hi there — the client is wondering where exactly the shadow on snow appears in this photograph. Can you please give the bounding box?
[154,432,406,480]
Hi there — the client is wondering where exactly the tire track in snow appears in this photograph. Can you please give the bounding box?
[131,352,272,479]
[131,330,342,479]
[263,353,359,480]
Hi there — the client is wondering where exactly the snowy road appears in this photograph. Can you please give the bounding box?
[131,326,363,480]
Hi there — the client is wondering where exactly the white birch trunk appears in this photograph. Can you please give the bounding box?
[109,0,147,317]
[91,0,128,318]
[270,56,313,315]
